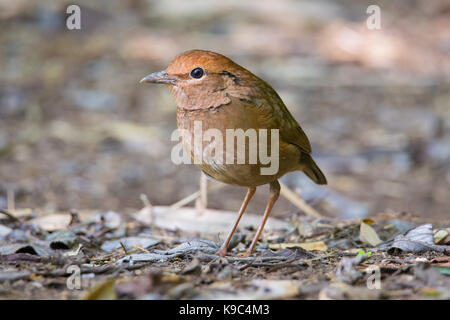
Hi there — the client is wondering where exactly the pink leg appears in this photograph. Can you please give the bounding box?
[244,180,280,257]
[216,187,256,257]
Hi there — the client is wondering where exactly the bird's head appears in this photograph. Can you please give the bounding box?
[140,50,255,110]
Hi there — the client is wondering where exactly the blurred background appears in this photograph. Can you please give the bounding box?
[0,0,449,220]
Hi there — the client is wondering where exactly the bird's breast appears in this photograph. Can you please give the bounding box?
[175,102,301,186]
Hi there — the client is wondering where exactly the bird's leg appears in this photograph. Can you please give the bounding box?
[244,180,280,257]
[216,187,256,257]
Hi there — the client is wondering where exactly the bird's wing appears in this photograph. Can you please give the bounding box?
[269,93,312,155]
[228,79,312,155]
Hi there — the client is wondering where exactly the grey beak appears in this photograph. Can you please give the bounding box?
[139,70,177,85]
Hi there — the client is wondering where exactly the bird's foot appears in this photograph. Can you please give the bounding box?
[215,247,228,257]
[238,250,254,258]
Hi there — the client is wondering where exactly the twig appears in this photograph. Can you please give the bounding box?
[7,187,15,211]
[279,182,324,219]
[133,245,150,254]
[119,241,128,255]
[170,181,224,210]
[195,173,208,212]
[139,193,154,224]
[140,194,152,208]
[0,209,19,221]
[170,180,324,219]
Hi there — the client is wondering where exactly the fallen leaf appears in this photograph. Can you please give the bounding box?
[82,278,117,300]
[0,225,12,238]
[0,243,53,257]
[101,237,159,253]
[208,280,300,299]
[134,206,153,226]
[360,222,383,246]
[46,230,78,249]
[269,241,327,252]
[32,214,72,231]
[362,218,375,225]
[434,229,449,245]
[385,224,450,254]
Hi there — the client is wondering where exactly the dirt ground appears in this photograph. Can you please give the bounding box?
[0,0,449,299]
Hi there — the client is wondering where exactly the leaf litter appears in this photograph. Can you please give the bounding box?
[0,207,449,300]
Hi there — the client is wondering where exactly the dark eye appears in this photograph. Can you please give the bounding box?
[190,67,204,79]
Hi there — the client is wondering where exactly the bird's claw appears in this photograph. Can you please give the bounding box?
[215,248,228,257]
[238,251,253,258]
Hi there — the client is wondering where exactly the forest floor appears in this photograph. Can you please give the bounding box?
[1,205,449,300]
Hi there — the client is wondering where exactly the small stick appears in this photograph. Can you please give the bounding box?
[119,241,128,255]
[0,209,19,222]
[7,187,15,212]
[195,173,208,212]
[140,194,152,208]
[171,191,201,210]
[139,193,154,223]
[133,245,151,254]
[169,180,324,219]
[170,181,224,210]
[279,182,324,219]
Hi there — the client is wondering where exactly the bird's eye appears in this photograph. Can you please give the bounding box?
[190,67,204,79]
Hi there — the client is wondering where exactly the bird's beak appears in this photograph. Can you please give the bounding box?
[139,70,177,85]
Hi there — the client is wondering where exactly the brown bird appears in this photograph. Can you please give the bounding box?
[140,50,326,257]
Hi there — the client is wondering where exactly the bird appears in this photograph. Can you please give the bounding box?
[140,50,327,257]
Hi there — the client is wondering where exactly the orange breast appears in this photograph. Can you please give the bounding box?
[175,101,302,187]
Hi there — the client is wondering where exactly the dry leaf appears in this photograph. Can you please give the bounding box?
[82,278,117,300]
[434,229,449,244]
[269,241,327,252]
[386,224,450,253]
[134,206,153,226]
[32,214,72,232]
[209,280,300,299]
[362,218,375,225]
[359,222,383,246]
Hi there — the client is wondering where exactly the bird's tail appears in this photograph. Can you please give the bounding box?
[301,154,327,185]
